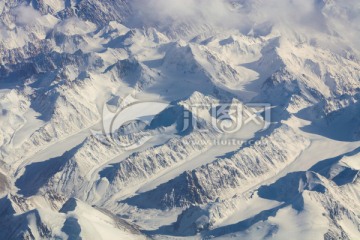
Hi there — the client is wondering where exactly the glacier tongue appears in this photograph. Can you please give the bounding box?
[1,0,360,239]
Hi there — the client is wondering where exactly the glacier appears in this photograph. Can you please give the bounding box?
[0,0,360,239]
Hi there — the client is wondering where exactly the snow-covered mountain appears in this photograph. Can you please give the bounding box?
[0,0,360,239]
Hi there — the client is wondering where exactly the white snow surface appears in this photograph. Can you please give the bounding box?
[0,0,360,239]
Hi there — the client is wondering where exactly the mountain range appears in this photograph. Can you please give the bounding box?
[0,0,360,239]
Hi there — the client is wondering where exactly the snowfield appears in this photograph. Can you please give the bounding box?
[0,0,360,239]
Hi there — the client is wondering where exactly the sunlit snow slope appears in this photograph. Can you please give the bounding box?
[0,0,360,239]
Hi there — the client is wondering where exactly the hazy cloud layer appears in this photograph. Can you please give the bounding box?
[130,0,246,27]
[12,5,42,26]
[129,0,360,48]
[129,0,326,29]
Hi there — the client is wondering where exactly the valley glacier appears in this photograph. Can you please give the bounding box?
[0,0,360,239]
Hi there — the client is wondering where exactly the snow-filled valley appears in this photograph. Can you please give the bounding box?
[0,0,360,239]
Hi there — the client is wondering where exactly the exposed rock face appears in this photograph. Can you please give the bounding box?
[1,0,360,239]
